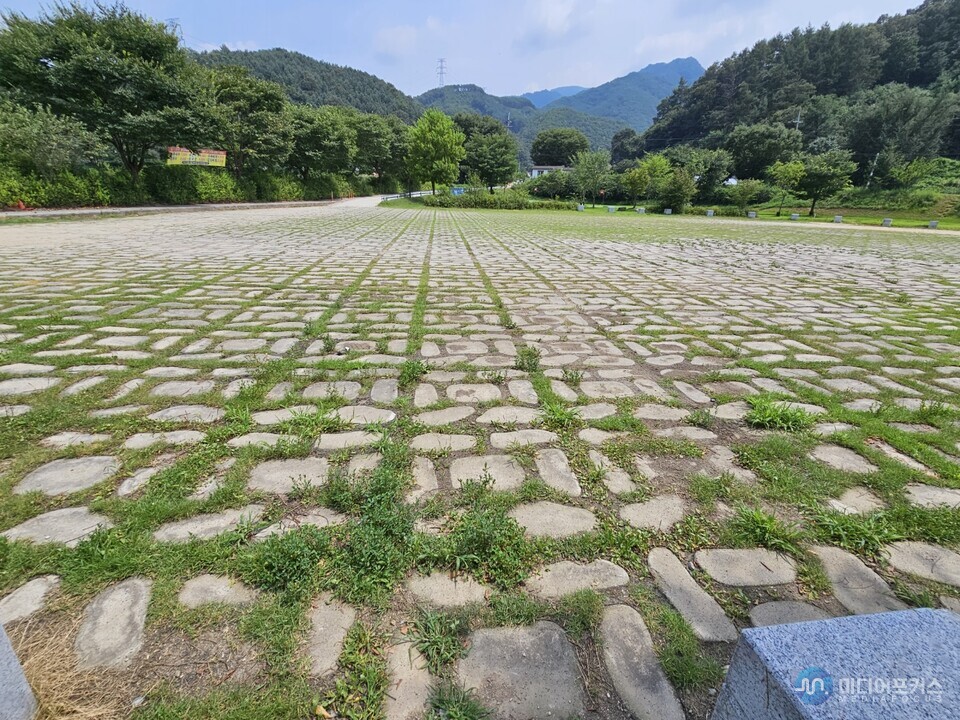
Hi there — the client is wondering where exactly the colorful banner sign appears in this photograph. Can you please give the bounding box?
[166,147,227,167]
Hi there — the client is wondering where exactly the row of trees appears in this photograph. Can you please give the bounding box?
[0,4,530,207]
[524,144,859,216]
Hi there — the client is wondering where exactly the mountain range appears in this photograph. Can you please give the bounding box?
[196,47,703,155]
[521,86,586,108]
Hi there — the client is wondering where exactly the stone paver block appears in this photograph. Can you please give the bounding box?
[905,483,960,509]
[14,456,120,496]
[178,574,258,608]
[809,444,877,474]
[695,548,797,586]
[885,541,960,587]
[749,600,831,627]
[407,573,487,608]
[2,507,113,547]
[508,501,596,538]
[150,380,215,398]
[827,486,885,515]
[490,429,557,449]
[446,384,501,403]
[620,495,686,532]
[648,548,738,642]
[534,448,581,496]
[414,406,475,426]
[315,431,379,451]
[0,377,60,396]
[526,559,628,599]
[153,504,264,543]
[600,605,684,720]
[306,593,356,677]
[148,405,224,423]
[249,458,329,494]
[385,642,431,720]
[450,455,524,491]
[811,545,906,615]
[410,433,475,453]
[75,577,151,670]
[0,575,60,626]
[457,621,586,719]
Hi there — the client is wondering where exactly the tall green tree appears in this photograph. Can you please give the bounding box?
[0,100,103,178]
[408,109,465,194]
[531,128,589,166]
[453,114,519,192]
[353,114,409,192]
[287,105,356,182]
[464,133,519,193]
[795,150,857,216]
[726,179,765,215]
[768,159,805,215]
[657,168,697,212]
[725,123,803,179]
[623,165,650,207]
[637,154,673,199]
[0,3,209,184]
[571,149,611,207]
[209,67,292,180]
[611,127,644,164]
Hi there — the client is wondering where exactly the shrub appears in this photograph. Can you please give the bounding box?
[194,169,242,203]
[245,173,305,202]
[0,166,25,207]
[144,165,198,205]
[421,189,574,210]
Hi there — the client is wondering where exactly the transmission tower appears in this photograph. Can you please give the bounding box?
[436,58,447,88]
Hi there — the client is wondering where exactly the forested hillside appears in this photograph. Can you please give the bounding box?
[417,85,624,156]
[521,86,586,108]
[549,57,704,131]
[644,0,960,172]
[196,48,422,122]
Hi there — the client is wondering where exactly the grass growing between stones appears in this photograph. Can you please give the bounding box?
[630,586,725,691]
[744,395,816,431]
[428,681,491,720]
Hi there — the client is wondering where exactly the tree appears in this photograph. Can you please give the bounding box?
[611,127,644,164]
[623,165,650,207]
[209,67,292,180]
[845,83,958,182]
[571,149,611,207]
[637,154,673,198]
[531,128,589,166]
[0,100,103,178]
[453,113,519,191]
[794,151,857,216]
[768,160,805,215]
[664,145,732,203]
[408,109,466,194]
[0,4,210,184]
[464,133,519,192]
[725,123,803,179]
[726,179,765,215]
[352,113,392,189]
[657,168,697,212]
[287,105,355,182]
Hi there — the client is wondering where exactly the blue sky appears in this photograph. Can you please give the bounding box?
[1,0,920,96]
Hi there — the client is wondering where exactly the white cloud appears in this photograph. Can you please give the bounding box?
[374,24,419,61]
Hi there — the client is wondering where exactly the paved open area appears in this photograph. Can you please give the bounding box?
[1,201,959,718]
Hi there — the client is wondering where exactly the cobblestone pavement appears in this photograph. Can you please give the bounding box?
[1,203,959,719]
